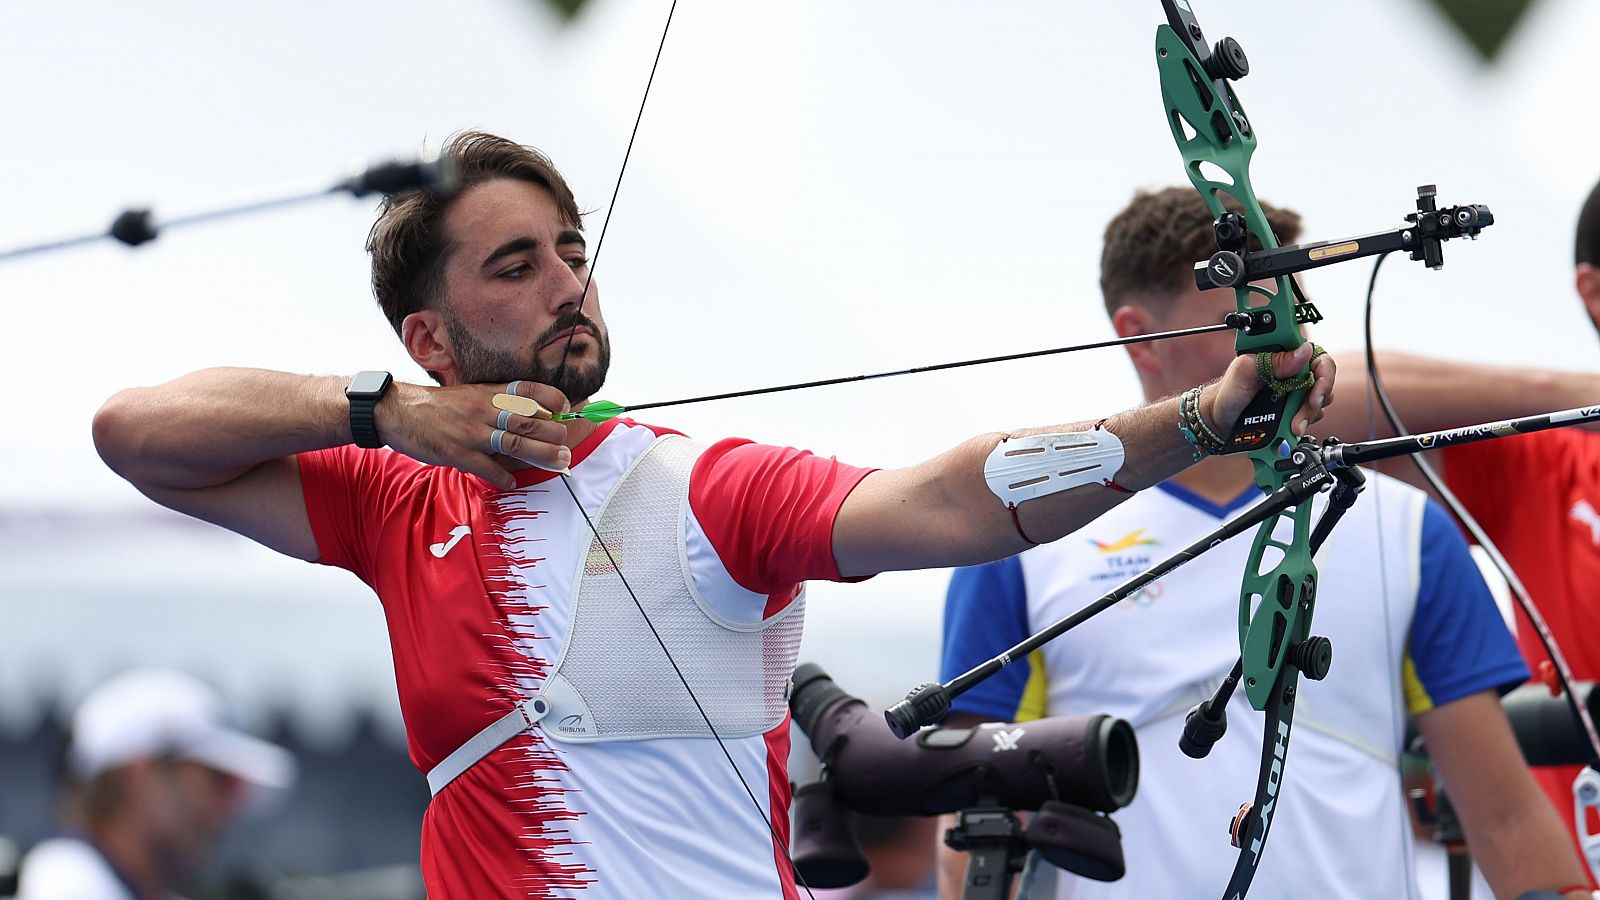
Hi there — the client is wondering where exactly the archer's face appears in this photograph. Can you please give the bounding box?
[1144,280,1248,394]
[435,178,611,401]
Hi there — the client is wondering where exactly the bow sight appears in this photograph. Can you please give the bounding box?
[1197,185,1495,295]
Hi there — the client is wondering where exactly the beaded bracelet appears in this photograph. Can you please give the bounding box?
[1178,387,1228,457]
[1185,387,1230,452]
[1176,388,1208,462]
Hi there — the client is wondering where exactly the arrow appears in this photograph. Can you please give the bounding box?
[546,318,1250,426]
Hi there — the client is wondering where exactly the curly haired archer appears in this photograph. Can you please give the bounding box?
[1576,178,1600,268]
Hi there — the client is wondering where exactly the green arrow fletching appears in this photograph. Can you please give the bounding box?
[555,400,626,423]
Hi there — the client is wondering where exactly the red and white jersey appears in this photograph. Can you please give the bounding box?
[298,419,874,899]
[1445,429,1600,879]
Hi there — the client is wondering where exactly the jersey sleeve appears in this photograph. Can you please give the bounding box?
[940,558,1045,722]
[297,445,421,586]
[1404,499,1530,715]
[687,438,877,594]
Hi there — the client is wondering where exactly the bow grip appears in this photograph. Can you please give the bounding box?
[1224,384,1297,456]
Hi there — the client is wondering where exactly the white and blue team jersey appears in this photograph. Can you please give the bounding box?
[940,474,1527,900]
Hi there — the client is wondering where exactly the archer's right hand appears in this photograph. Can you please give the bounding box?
[377,380,572,490]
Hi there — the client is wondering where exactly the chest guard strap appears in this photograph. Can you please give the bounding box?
[426,435,806,796]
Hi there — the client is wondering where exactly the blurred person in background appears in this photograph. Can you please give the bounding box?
[935,188,1591,899]
[852,815,938,899]
[15,669,295,900]
[815,816,938,900]
[1320,177,1600,887]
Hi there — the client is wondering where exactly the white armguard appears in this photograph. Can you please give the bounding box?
[984,428,1127,506]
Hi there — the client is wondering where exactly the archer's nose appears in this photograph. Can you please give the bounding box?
[544,251,590,315]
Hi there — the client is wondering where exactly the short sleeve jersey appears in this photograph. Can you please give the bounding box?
[1445,429,1600,866]
[298,419,874,899]
[940,474,1526,899]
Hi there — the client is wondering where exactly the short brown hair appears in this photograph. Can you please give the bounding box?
[1099,187,1302,317]
[1577,177,1600,268]
[367,131,585,336]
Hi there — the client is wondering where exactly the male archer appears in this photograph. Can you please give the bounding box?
[936,187,1591,900]
[92,132,1331,899]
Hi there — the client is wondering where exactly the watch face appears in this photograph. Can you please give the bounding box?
[348,370,392,398]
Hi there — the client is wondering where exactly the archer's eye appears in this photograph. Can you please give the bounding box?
[566,256,589,272]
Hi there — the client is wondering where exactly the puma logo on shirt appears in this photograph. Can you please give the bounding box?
[1570,500,1600,546]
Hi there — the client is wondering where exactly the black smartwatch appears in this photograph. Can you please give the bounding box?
[346,371,393,448]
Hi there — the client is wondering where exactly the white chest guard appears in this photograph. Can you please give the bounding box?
[427,434,806,795]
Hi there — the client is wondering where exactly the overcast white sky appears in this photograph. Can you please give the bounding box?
[3,0,1596,719]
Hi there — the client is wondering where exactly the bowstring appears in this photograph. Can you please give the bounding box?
[1357,251,1419,900]
[544,3,817,895]
[1364,253,1600,767]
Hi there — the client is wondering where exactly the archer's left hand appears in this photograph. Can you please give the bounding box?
[1207,343,1335,437]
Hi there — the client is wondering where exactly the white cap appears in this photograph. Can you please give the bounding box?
[67,669,295,790]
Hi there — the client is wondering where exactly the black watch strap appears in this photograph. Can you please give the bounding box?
[346,371,393,449]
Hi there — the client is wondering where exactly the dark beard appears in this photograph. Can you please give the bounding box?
[445,309,612,402]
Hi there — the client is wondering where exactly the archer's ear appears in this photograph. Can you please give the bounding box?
[402,310,457,384]
[1576,263,1600,334]
[1110,304,1161,375]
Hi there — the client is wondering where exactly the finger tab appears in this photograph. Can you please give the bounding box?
[493,393,551,420]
